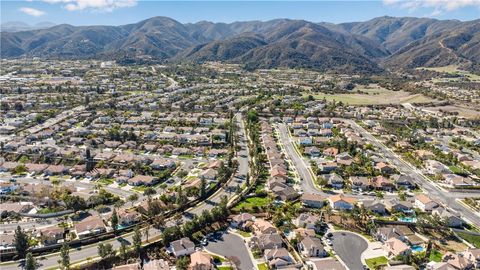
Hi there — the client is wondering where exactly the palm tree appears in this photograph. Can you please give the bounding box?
[144,223,150,243]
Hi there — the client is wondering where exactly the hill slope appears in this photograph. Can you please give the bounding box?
[1,16,479,73]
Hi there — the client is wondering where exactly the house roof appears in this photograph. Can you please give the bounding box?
[310,258,346,270]
[384,237,410,256]
[170,237,194,253]
[329,194,357,205]
[189,251,212,268]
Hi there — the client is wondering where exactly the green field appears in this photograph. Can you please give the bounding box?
[417,65,480,81]
[457,231,480,248]
[257,263,269,270]
[306,86,432,105]
[233,196,269,212]
[429,249,443,262]
[365,256,388,269]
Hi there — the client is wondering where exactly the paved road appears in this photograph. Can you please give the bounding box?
[331,232,368,270]
[345,119,480,227]
[185,113,250,219]
[277,123,317,194]
[205,232,255,270]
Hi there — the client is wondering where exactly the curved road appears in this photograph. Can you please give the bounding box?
[205,232,254,270]
[331,231,368,270]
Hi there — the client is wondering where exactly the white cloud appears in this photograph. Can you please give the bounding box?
[43,0,137,12]
[384,0,480,14]
[19,7,46,17]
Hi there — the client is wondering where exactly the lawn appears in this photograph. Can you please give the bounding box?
[132,186,147,193]
[448,165,467,175]
[456,231,480,248]
[236,230,251,238]
[429,249,443,262]
[97,178,114,186]
[305,85,432,105]
[257,263,269,270]
[217,267,232,270]
[365,256,388,269]
[232,196,269,212]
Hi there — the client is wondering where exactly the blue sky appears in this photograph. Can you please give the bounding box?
[1,1,480,26]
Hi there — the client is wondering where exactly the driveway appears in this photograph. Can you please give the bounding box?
[205,232,255,270]
[331,231,368,270]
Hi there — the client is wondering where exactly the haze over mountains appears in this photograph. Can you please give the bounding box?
[1,16,479,73]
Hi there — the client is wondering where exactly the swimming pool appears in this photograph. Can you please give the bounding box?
[411,245,424,252]
[399,217,417,223]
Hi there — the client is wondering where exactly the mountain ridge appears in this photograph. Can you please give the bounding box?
[1,16,479,73]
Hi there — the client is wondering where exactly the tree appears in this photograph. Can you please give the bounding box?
[24,253,38,270]
[14,226,29,259]
[128,194,139,206]
[64,195,86,212]
[132,225,142,258]
[119,241,128,263]
[143,187,156,197]
[111,208,119,235]
[97,243,115,269]
[58,242,70,270]
[144,223,150,243]
[176,256,190,270]
[200,178,207,197]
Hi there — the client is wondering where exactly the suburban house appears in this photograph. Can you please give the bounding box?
[264,247,294,268]
[415,194,439,212]
[74,215,107,239]
[432,207,464,227]
[324,173,344,189]
[384,237,411,258]
[168,237,195,257]
[362,200,387,214]
[328,194,357,211]
[293,213,319,230]
[231,213,255,229]
[250,233,283,251]
[38,225,64,245]
[297,236,326,258]
[128,175,158,186]
[188,251,214,270]
[300,193,325,208]
[307,258,346,270]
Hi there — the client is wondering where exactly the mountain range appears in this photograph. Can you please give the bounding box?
[0,21,57,32]
[1,16,479,73]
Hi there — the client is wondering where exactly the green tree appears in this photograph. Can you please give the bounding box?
[176,256,190,270]
[111,208,119,234]
[132,225,142,258]
[64,195,86,212]
[24,253,38,270]
[14,226,29,259]
[200,178,206,197]
[119,241,128,263]
[97,243,115,268]
[58,242,70,270]
[143,187,156,197]
[128,194,139,206]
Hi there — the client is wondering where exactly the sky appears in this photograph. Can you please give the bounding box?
[1,0,479,26]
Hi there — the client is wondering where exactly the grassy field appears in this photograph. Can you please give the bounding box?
[365,256,388,269]
[306,85,432,105]
[457,231,480,248]
[257,263,269,270]
[233,196,269,212]
[429,249,443,262]
[236,230,252,238]
[417,65,480,81]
